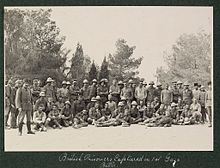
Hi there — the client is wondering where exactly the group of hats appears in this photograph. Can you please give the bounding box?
[91,96,101,102]
[62,81,71,85]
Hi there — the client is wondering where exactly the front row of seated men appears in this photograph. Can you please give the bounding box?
[33,96,204,131]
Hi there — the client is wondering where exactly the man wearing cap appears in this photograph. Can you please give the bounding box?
[87,97,97,110]
[205,81,212,127]
[69,80,80,103]
[89,79,98,100]
[16,79,35,135]
[33,104,47,132]
[80,79,90,106]
[72,93,86,117]
[129,101,142,124]
[97,79,109,107]
[146,81,157,103]
[34,92,48,113]
[161,84,173,108]
[43,77,55,100]
[66,81,71,90]
[60,101,72,127]
[106,94,117,113]
[190,98,202,124]
[155,82,163,102]
[135,79,147,104]
[171,81,180,103]
[57,81,69,102]
[11,79,23,128]
[30,78,41,105]
[177,81,183,99]
[199,86,207,123]
[109,79,121,103]
[5,79,15,128]
[128,79,135,101]
[120,82,133,106]
[192,83,200,101]
[182,82,193,105]
[45,104,62,129]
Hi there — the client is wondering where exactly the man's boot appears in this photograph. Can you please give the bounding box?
[27,121,35,134]
[18,123,23,136]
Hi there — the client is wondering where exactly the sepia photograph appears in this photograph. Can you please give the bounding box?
[4,6,213,151]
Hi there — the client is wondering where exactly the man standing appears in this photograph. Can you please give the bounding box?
[146,81,156,103]
[109,79,120,103]
[161,84,173,108]
[205,81,212,127]
[199,86,207,123]
[155,82,163,102]
[57,81,69,102]
[81,79,91,106]
[89,79,98,100]
[97,79,109,107]
[5,79,14,128]
[192,83,200,101]
[16,79,35,136]
[69,79,80,103]
[120,82,133,106]
[135,79,147,104]
[171,81,180,103]
[177,80,183,99]
[30,78,41,105]
[182,82,193,105]
[43,77,54,100]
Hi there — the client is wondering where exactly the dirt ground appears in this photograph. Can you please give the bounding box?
[4,124,213,151]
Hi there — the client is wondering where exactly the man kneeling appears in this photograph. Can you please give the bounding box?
[45,104,62,129]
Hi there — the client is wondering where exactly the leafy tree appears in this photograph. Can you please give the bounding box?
[155,32,211,86]
[108,39,143,81]
[69,43,91,86]
[99,56,109,81]
[88,61,98,82]
[4,9,68,83]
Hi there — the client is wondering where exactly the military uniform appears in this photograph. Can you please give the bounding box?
[16,86,34,134]
[33,110,47,131]
[161,89,173,106]
[182,89,193,105]
[69,85,80,103]
[146,86,156,103]
[97,85,109,106]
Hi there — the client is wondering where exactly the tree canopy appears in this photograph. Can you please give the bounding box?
[4,9,68,83]
[108,39,143,81]
[156,32,211,86]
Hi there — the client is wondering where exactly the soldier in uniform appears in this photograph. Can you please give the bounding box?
[192,83,200,101]
[135,79,147,104]
[109,79,121,104]
[73,109,89,128]
[182,82,193,105]
[120,82,133,107]
[155,82,163,102]
[205,81,212,127]
[69,80,80,103]
[43,77,55,100]
[129,101,142,124]
[171,81,180,103]
[60,101,72,127]
[161,84,173,108]
[106,94,117,114]
[89,79,98,100]
[177,80,183,99]
[33,104,47,132]
[30,78,41,105]
[88,102,102,125]
[97,79,109,107]
[5,79,14,128]
[57,81,69,102]
[16,79,35,135]
[45,104,62,129]
[199,86,207,123]
[146,81,156,103]
[34,91,48,113]
[190,98,202,124]
[80,79,90,106]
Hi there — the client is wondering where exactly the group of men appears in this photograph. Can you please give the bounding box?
[5,77,212,136]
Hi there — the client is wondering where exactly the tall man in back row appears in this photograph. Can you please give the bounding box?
[16,79,35,136]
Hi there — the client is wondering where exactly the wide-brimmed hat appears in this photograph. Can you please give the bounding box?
[91,97,97,102]
[177,80,183,84]
[95,96,101,100]
[92,79,98,83]
[131,101,138,106]
[64,101,71,106]
[83,79,89,84]
[183,81,190,86]
[39,92,46,97]
[171,102,177,107]
[46,77,53,83]
[120,96,126,101]
[156,82,162,86]
[118,81,123,85]
[66,81,71,85]
[62,81,67,85]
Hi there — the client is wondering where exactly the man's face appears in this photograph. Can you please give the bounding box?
[38,106,43,112]
[166,84,169,89]
[173,83,177,88]
[52,106,57,111]
[23,82,29,88]
[63,84,67,88]
[140,82,143,87]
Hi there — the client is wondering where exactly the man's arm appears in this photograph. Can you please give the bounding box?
[15,88,22,109]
